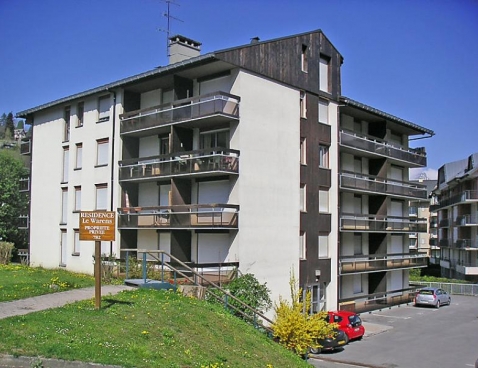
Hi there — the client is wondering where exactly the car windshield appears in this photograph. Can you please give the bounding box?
[419,290,434,295]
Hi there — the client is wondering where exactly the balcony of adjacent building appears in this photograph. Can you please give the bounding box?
[430,190,478,212]
[20,139,31,155]
[455,262,478,275]
[120,92,240,137]
[340,213,427,233]
[339,252,428,275]
[340,170,427,199]
[19,177,30,192]
[18,215,29,229]
[455,239,478,249]
[119,148,239,183]
[339,130,427,167]
[455,214,478,227]
[117,204,239,230]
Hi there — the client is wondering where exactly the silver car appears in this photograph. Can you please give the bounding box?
[414,287,451,308]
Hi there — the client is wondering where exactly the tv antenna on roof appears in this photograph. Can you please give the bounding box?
[158,0,183,57]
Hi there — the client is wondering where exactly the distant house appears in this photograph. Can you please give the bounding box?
[14,120,26,141]
[17,30,434,314]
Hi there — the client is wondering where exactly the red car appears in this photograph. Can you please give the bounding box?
[326,311,365,342]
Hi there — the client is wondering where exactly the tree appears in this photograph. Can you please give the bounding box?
[4,112,14,140]
[272,273,337,356]
[0,150,29,248]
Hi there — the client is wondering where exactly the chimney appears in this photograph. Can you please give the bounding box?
[250,37,260,44]
[168,35,201,64]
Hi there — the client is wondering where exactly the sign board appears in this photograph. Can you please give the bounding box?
[79,211,116,241]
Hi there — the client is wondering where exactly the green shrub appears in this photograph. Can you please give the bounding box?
[0,241,14,264]
[272,274,336,356]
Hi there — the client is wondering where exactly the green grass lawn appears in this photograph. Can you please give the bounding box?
[0,264,95,302]
[0,266,309,368]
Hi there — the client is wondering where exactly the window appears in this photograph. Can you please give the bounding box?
[300,232,306,260]
[96,184,108,210]
[353,274,363,294]
[319,57,329,92]
[98,95,110,122]
[62,147,69,183]
[77,102,84,127]
[319,100,328,124]
[301,44,308,72]
[300,184,306,212]
[61,188,68,224]
[75,143,82,169]
[318,235,328,258]
[96,138,109,166]
[319,145,329,168]
[319,190,329,212]
[300,91,307,118]
[200,129,229,150]
[60,229,67,266]
[74,186,81,211]
[300,137,306,165]
[354,233,363,255]
[64,106,71,141]
[73,230,80,255]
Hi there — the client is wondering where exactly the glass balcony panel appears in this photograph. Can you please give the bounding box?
[119,148,239,181]
[430,190,478,212]
[340,170,427,199]
[339,130,426,166]
[19,177,30,192]
[340,213,427,232]
[338,287,418,313]
[118,204,239,229]
[120,92,240,135]
[339,252,428,274]
[20,139,31,155]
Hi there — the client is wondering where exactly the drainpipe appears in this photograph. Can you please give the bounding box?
[108,89,117,257]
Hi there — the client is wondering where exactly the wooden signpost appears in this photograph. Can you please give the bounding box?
[79,211,116,310]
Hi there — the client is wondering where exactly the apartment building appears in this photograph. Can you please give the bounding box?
[430,153,478,282]
[17,30,434,312]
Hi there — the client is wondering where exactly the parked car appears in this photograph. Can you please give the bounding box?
[310,329,347,354]
[414,287,451,308]
[326,311,365,342]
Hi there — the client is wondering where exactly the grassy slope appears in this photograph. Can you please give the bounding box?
[0,269,308,368]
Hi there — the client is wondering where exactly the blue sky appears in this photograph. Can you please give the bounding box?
[1,0,477,173]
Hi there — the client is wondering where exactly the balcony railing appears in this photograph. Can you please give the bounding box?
[119,148,239,182]
[339,130,427,166]
[340,170,427,199]
[118,204,239,229]
[339,252,428,274]
[455,214,478,226]
[338,287,418,314]
[340,213,427,232]
[18,215,29,229]
[120,92,240,135]
[430,190,478,212]
[19,177,30,192]
[20,139,31,155]
[455,239,478,249]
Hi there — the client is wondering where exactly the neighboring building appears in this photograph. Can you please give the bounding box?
[409,178,438,257]
[430,153,478,282]
[17,30,434,313]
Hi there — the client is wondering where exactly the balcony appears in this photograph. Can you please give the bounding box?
[455,214,478,226]
[118,204,239,229]
[19,177,30,192]
[20,139,31,155]
[456,264,478,275]
[339,252,428,274]
[440,259,450,269]
[340,170,427,199]
[430,190,478,212]
[439,218,450,227]
[340,213,427,233]
[439,239,449,247]
[18,215,29,229]
[338,287,418,314]
[119,148,239,182]
[455,239,478,249]
[339,130,426,167]
[120,92,240,136]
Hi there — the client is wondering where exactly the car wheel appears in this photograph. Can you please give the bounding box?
[344,334,349,344]
[435,300,440,309]
[448,298,451,305]
[310,347,321,354]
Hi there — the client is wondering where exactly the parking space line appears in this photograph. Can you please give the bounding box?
[368,313,411,320]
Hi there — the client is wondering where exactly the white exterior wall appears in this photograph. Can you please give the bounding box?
[29,91,124,274]
[229,70,300,306]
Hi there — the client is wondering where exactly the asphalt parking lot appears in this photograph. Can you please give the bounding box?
[309,295,478,368]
